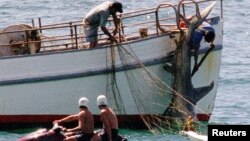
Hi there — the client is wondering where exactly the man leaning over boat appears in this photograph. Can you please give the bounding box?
[190,22,215,73]
[82,1,123,48]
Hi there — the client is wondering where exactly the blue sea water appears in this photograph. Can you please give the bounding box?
[0,0,249,140]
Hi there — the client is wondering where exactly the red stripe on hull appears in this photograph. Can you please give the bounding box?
[0,115,67,123]
[196,113,211,121]
[0,115,143,123]
[0,114,210,129]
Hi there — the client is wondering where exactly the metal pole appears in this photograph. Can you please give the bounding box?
[221,0,223,19]
[191,44,215,77]
[74,25,78,49]
[155,11,159,35]
[69,22,74,47]
[38,18,42,33]
[25,30,29,52]
[70,22,73,39]
[182,4,186,18]
[31,19,35,27]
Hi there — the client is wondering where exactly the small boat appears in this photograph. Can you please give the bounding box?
[0,0,223,129]
[180,131,208,141]
[18,123,127,141]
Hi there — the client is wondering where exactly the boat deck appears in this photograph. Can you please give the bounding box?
[0,0,220,56]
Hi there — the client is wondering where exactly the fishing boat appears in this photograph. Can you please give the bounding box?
[0,0,223,129]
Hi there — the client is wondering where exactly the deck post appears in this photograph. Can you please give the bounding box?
[182,4,186,17]
[25,30,29,50]
[74,25,78,49]
[31,19,35,27]
[38,18,42,34]
[221,0,223,18]
[69,22,73,46]
[155,11,159,35]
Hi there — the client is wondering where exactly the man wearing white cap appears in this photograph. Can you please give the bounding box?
[96,95,119,141]
[53,97,94,141]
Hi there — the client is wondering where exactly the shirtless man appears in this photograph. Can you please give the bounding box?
[96,95,119,141]
[54,97,94,141]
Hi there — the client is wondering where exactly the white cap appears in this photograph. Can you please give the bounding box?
[78,97,89,108]
[97,95,108,106]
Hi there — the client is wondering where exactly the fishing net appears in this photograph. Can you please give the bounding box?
[104,41,209,135]
[103,0,219,135]
[105,45,126,114]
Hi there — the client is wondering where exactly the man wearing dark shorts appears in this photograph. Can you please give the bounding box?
[54,97,94,141]
[75,132,94,141]
[96,95,119,141]
[99,129,118,141]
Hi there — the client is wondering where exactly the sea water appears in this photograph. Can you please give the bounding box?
[0,0,250,140]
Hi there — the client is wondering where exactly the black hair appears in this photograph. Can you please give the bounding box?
[29,29,40,40]
[112,2,123,13]
[79,106,88,109]
[98,105,107,108]
[204,30,215,43]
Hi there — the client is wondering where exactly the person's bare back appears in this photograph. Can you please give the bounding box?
[79,109,94,133]
[54,97,95,141]
[100,107,118,130]
[96,95,120,141]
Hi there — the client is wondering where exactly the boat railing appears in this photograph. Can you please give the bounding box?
[0,0,222,54]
